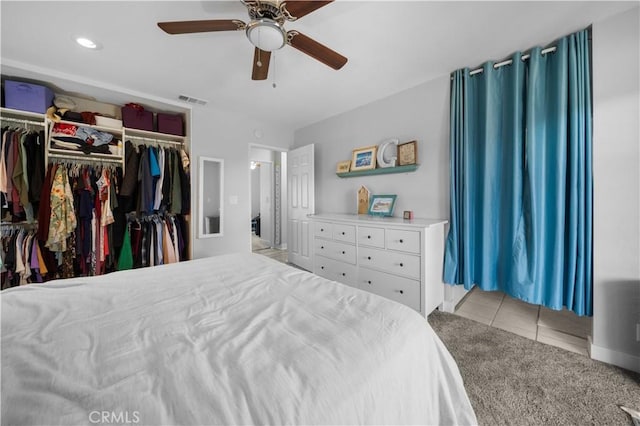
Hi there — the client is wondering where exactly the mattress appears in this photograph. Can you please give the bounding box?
[1,253,476,425]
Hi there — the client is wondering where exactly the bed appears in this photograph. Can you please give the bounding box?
[1,253,476,425]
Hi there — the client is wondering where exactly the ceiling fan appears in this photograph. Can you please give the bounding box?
[157,0,348,81]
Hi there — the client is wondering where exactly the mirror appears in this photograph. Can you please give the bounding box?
[198,156,224,238]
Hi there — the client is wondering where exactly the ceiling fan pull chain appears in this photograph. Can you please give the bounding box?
[272,52,277,88]
[257,31,263,66]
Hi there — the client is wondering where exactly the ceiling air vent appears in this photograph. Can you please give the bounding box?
[178,94,208,106]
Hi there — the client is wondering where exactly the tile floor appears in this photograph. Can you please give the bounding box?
[252,234,289,264]
[454,286,593,356]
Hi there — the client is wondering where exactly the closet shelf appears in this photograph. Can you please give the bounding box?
[0,107,46,121]
[53,118,123,134]
[124,127,186,143]
[336,164,419,178]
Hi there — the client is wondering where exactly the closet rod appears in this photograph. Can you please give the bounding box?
[48,153,124,165]
[126,135,182,146]
[0,117,46,127]
[0,221,38,229]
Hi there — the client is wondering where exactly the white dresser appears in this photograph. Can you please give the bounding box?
[310,214,447,316]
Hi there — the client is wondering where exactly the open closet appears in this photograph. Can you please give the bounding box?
[1,101,190,288]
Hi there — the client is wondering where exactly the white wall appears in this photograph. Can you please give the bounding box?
[190,107,293,258]
[591,7,640,372]
[294,74,450,220]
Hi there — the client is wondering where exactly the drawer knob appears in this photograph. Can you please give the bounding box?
[341,232,345,235]
[399,262,404,267]
[367,280,372,285]
[321,266,324,269]
[341,273,346,276]
[321,246,324,249]
[367,235,371,239]
[321,228,324,231]
[367,256,371,260]
[399,239,404,243]
[342,251,345,254]
[394,290,404,295]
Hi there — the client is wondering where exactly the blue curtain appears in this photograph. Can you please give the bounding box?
[444,29,593,316]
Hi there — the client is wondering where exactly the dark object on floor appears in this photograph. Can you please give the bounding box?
[252,214,260,237]
[428,310,640,426]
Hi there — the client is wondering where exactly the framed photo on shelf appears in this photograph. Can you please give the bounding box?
[368,194,397,217]
[336,160,351,173]
[397,140,418,166]
[351,146,377,171]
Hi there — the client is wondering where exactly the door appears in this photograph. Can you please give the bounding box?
[287,144,314,270]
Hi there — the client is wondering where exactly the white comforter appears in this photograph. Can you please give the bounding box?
[1,253,476,425]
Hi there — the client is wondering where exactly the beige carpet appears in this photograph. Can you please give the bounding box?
[428,310,640,426]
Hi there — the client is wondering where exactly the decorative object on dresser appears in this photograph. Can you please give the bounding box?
[376,138,399,168]
[357,185,370,215]
[403,210,414,220]
[336,160,351,173]
[310,214,448,316]
[397,140,418,166]
[350,145,377,171]
[368,194,397,217]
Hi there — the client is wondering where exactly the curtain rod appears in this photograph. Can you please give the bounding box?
[467,46,557,76]
[450,46,559,80]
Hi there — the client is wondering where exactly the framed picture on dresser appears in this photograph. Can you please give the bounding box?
[368,194,397,217]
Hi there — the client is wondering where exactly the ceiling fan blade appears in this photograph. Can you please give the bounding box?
[252,48,271,80]
[282,1,334,20]
[287,31,347,70]
[157,19,245,35]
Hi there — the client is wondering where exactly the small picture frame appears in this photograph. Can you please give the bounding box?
[403,210,413,220]
[368,194,397,217]
[336,160,351,174]
[351,146,377,171]
[397,140,418,166]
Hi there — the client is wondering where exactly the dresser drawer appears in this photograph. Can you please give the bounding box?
[358,268,421,312]
[357,226,385,248]
[333,224,356,243]
[314,239,356,264]
[314,256,358,288]
[386,229,421,254]
[359,246,420,279]
[314,222,333,238]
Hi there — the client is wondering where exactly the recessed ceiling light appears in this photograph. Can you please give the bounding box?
[75,37,99,49]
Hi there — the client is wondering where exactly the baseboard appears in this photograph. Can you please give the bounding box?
[589,337,640,373]
[439,285,471,313]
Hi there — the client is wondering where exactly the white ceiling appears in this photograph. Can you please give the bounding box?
[1,1,636,130]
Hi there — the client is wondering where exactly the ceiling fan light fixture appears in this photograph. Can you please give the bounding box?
[246,18,285,52]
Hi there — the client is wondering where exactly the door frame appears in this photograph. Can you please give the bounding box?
[248,143,288,251]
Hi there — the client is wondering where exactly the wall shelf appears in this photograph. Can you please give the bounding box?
[336,164,419,178]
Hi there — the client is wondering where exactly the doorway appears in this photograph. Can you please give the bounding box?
[249,145,288,263]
